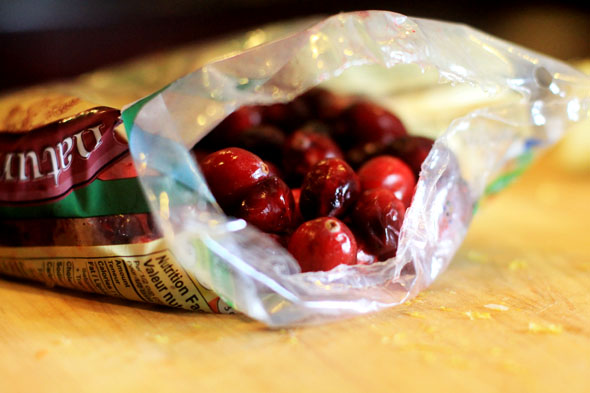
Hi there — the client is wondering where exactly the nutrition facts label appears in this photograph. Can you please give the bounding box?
[0,239,232,313]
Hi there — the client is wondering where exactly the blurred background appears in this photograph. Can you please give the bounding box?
[1,0,589,93]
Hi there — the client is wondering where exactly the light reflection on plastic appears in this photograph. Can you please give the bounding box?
[315,280,331,290]
[310,34,320,59]
[270,300,286,314]
[272,86,281,98]
[206,105,218,117]
[138,152,147,171]
[244,29,267,49]
[567,99,581,121]
[449,64,468,77]
[201,68,210,88]
[531,101,546,126]
[225,218,247,232]
[549,82,561,95]
[468,35,509,65]
[159,192,170,220]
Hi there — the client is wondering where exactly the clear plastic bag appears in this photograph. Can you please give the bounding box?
[122,11,590,326]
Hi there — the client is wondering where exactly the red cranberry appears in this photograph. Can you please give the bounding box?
[264,161,283,179]
[291,188,302,207]
[351,188,406,261]
[345,142,381,169]
[282,130,343,185]
[236,176,295,233]
[198,106,262,149]
[299,87,351,121]
[234,125,286,164]
[288,217,357,272]
[267,233,290,249]
[299,158,360,220]
[262,99,310,132]
[218,105,262,139]
[191,148,212,166]
[358,155,416,207]
[356,239,378,265]
[200,147,270,210]
[298,120,331,136]
[384,135,434,178]
[290,188,304,226]
[333,101,407,149]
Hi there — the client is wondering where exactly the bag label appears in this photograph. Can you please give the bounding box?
[0,239,232,313]
[0,107,128,204]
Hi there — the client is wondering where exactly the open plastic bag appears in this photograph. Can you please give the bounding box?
[122,11,590,326]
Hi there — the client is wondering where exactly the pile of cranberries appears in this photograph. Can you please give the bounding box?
[194,88,434,273]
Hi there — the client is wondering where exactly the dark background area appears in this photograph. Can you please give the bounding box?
[1,0,589,93]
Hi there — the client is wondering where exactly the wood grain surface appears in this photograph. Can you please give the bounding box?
[1,138,589,393]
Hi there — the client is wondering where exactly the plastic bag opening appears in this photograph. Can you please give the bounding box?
[122,11,590,326]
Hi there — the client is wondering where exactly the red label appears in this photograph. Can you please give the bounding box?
[0,107,128,204]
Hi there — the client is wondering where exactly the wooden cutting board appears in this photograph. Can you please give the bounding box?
[1,138,589,393]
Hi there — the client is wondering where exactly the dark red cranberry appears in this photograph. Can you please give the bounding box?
[264,161,283,179]
[191,148,212,166]
[333,101,407,149]
[236,176,295,233]
[288,217,357,272]
[198,106,262,149]
[299,87,351,121]
[299,158,360,220]
[298,120,331,136]
[358,155,416,207]
[267,233,290,249]
[351,188,406,261]
[234,125,286,164]
[218,105,262,139]
[200,147,269,210]
[291,188,301,210]
[282,130,343,185]
[384,135,434,178]
[262,99,310,132]
[356,239,378,265]
[345,142,386,169]
[291,188,303,226]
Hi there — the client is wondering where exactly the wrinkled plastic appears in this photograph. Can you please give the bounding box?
[122,11,590,326]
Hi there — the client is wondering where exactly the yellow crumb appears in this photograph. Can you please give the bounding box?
[467,250,490,263]
[464,311,492,320]
[509,259,528,270]
[153,334,170,344]
[393,332,407,345]
[528,322,563,334]
[484,304,510,311]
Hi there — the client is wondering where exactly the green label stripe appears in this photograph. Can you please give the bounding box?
[0,177,149,219]
[484,150,534,196]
